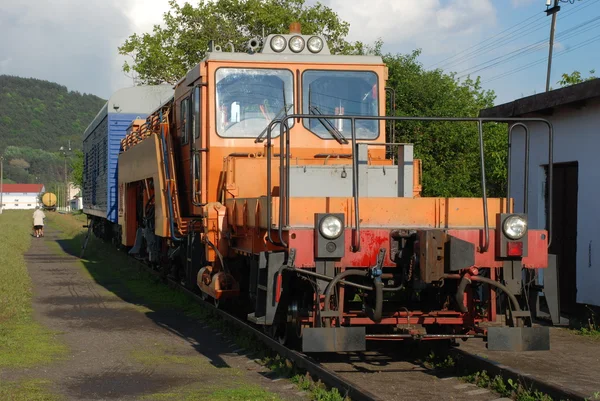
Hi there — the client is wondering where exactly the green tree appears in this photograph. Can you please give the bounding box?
[557,69,596,87]
[382,50,506,197]
[70,149,84,189]
[0,76,104,185]
[119,0,354,84]
[120,2,506,197]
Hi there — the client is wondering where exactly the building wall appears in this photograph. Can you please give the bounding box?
[1,192,41,209]
[509,97,600,306]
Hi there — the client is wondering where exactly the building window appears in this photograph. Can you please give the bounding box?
[15,204,18,207]
[27,204,32,206]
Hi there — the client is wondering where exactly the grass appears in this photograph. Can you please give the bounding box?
[461,370,554,401]
[570,305,600,339]
[0,379,60,401]
[45,212,348,401]
[0,210,67,369]
[143,386,283,401]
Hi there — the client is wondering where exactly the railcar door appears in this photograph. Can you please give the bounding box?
[177,94,192,216]
[190,85,204,215]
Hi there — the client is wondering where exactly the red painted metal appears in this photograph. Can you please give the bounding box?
[343,317,466,325]
[289,228,548,269]
[289,229,395,268]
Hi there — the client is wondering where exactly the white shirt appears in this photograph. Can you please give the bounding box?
[33,209,46,226]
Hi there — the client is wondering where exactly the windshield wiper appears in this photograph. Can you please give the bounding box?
[255,103,294,142]
[309,105,348,145]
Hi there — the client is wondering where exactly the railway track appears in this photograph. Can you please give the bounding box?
[79,232,580,401]
[120,252,508,401]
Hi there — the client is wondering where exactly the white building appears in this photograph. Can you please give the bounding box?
[481,79,600,311]
[0,183,45,210]
[70,196,82,211]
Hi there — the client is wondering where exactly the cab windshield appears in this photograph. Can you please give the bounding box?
[302,70,379,140]
[216,68,294,138]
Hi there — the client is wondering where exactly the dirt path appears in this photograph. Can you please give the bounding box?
[2,224,306,401]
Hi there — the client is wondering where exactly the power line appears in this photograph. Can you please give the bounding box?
[426,11,543,69]
[434,0,599,71]
[455,16,600,78]
[482,32,600,84]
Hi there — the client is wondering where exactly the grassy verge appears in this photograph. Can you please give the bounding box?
[0,379,59,401]
[45,212,348,401]
[0,210,66,368]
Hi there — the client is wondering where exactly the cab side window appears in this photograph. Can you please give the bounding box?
[192,87,200,139]
[180,98,189,144]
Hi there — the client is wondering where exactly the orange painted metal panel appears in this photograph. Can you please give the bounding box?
[269,197,510,229]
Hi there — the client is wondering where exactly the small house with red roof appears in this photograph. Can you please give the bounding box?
[0,184,45,210]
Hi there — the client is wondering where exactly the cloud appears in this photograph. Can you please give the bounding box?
[0,0,137,99]
[511,0,539,7]
[0,0,190,99]
[0,0,498,99]
[323,0,497,56]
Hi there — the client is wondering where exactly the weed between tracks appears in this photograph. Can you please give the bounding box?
[461,371,553,401]
[570,305,600,339]
[46,212,349,401]
[419,350,563,401]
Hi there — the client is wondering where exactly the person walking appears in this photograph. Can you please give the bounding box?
[33,206,46,238]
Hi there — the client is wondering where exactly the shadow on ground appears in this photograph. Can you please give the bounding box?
[52,229,233,371]
[52,224,463,383]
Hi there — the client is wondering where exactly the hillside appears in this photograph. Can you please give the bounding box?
[0,75,105,187]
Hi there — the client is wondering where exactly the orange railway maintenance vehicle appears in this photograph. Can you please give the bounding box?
[96,24,560,352]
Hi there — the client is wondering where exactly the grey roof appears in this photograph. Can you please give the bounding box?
[83,84,174,140]
[480,78,600,118]
[204,51,384,65]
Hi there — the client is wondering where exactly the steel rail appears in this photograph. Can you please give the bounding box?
[127,256,381,401]
[96,244,579,401]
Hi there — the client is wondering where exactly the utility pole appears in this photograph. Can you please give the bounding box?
[60,142,71,212]
[545,0,561,92]
[0,156,4,215]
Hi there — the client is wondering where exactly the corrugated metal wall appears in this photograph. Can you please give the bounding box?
[107,113,141,223]
[83,116,108,215]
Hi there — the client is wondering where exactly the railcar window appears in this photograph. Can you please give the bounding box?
[216,68,294,138]
[302,70,379,140]
[180,98,189,144]
[193,86,201,139]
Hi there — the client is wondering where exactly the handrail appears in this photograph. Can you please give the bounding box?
[261,114,553,252]
[158,108,183,242]
[477,121,490,252]
[508,123,530,215]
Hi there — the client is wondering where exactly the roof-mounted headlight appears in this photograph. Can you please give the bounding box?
[289,35,305,53]
[307,36,324,53]
[270,35,286,53]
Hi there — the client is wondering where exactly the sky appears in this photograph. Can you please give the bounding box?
[1,0,599,105]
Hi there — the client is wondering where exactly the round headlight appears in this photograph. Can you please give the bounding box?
[503,215,528,240]
[307,36,324,53]
[289,35,305,53]
[320,216,343,239]
[270,35,286,52]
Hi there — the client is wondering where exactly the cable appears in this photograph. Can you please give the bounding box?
[436,0,600,71]
[455,15,600,78]
[427,11,543,69]
[482,32,600,84]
